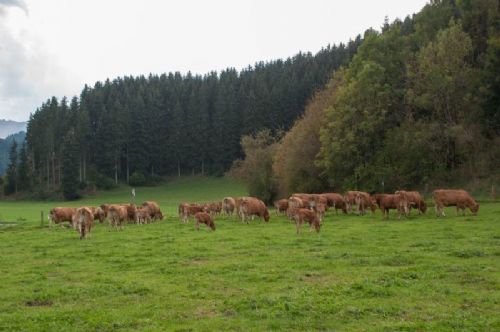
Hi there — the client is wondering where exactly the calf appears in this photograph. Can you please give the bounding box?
[433,189,479,217]
[194,212,216,231]
[291,208,321,234]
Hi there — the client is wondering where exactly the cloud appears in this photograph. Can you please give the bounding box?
[0,0,76,121]
[0,0,28,14]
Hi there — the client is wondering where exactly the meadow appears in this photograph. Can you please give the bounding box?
[0,177,498,331]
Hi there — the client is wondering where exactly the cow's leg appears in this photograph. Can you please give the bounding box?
[196,220,200,231]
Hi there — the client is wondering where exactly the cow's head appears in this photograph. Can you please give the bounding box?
[264,209,270,222]
[471,203,479,215]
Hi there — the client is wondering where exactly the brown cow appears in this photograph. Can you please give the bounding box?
[181,204,205,223]
[100,204,111,218]
[141,201,163,221]
[274,199,289,215]
[107,205,129,230]
[291,208,321,234]
[48,207,77,228]
[433,189,479,217]
[75,207,94,239]
[136,207,152,224]
[288,196,308,209]
[345,191,376,215]
[194,212,216,231]
[222,197,236,217]
[313,203,327,222]
[374,192,409,219]
[396,191,427,215]
[322,192,348,214]
[240,197,270,223]
[87,206,106,224]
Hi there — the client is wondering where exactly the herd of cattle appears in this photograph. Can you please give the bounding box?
[48,189,479,239]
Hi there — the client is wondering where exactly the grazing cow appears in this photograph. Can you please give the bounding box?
[290,208,321,234]
[141,201,163,221]
[107,205,129,230]
[322,193,348,214]
[308,194,329,210]
[87,206,106,223]
[48,207,77,228]
[194,212,216,231]
[374,192,409,219]
[240,197,270,223]
[274,199,289,215]
[136,207,152,224]
[345,191,376,215]
[75,207,94,239]
[433,189,479,217]
[222,197,236,217]
[181,204,205,223]
[396,191,427,215]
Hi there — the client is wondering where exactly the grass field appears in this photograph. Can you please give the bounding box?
[0,177,499,331]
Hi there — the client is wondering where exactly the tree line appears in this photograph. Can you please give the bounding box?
[3,38,362,199]
[231,0,500,202]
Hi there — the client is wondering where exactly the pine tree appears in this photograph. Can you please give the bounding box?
[61,129,80,200]
[17,142,31,192]
[4,140,18,195]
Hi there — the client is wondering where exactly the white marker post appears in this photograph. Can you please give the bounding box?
[131,188,136,205]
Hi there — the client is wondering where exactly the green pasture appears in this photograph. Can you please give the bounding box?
[0,177,498,331]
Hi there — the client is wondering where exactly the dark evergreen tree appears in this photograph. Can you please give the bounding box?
[17,142,31,192]
[4,140,18,195]
[61,129,80,200]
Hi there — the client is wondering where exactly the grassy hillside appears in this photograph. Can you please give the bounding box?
[0,177,498,330]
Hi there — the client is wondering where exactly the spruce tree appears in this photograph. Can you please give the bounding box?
[4,140,18,195]
[61,129,80,200]
[17,142,31,192]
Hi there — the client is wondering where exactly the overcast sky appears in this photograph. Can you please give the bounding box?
[0,0,428,122]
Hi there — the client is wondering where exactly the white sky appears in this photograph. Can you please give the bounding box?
[0,0,428,122]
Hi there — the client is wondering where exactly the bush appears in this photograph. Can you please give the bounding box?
[129,172,147,187]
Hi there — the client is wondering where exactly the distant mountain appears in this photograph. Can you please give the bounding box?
[0,120,27,139]
[0,131,26,175]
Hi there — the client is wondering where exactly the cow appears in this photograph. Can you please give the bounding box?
[396,191,427,215]
[322,192,348,214]
[181,204,205,223]
[374,192,409,219]
[273,199,289,215]
[288,196,308,209]
[194,212,216,231]
[222,197,236,217]
[433,189,479,217]
[100,204,111,218]
[136,207,152,224]
[75,207,94,239]
[345,191,376,215]
[87,206,106,224]
[290,208,321,234]
[204,202,222,216]
[313,202,327,222]
[107,205,129,230]
[48,207,77,228]
[141,201,163,221]
[308,194,329,210]
[240,197,270,223]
